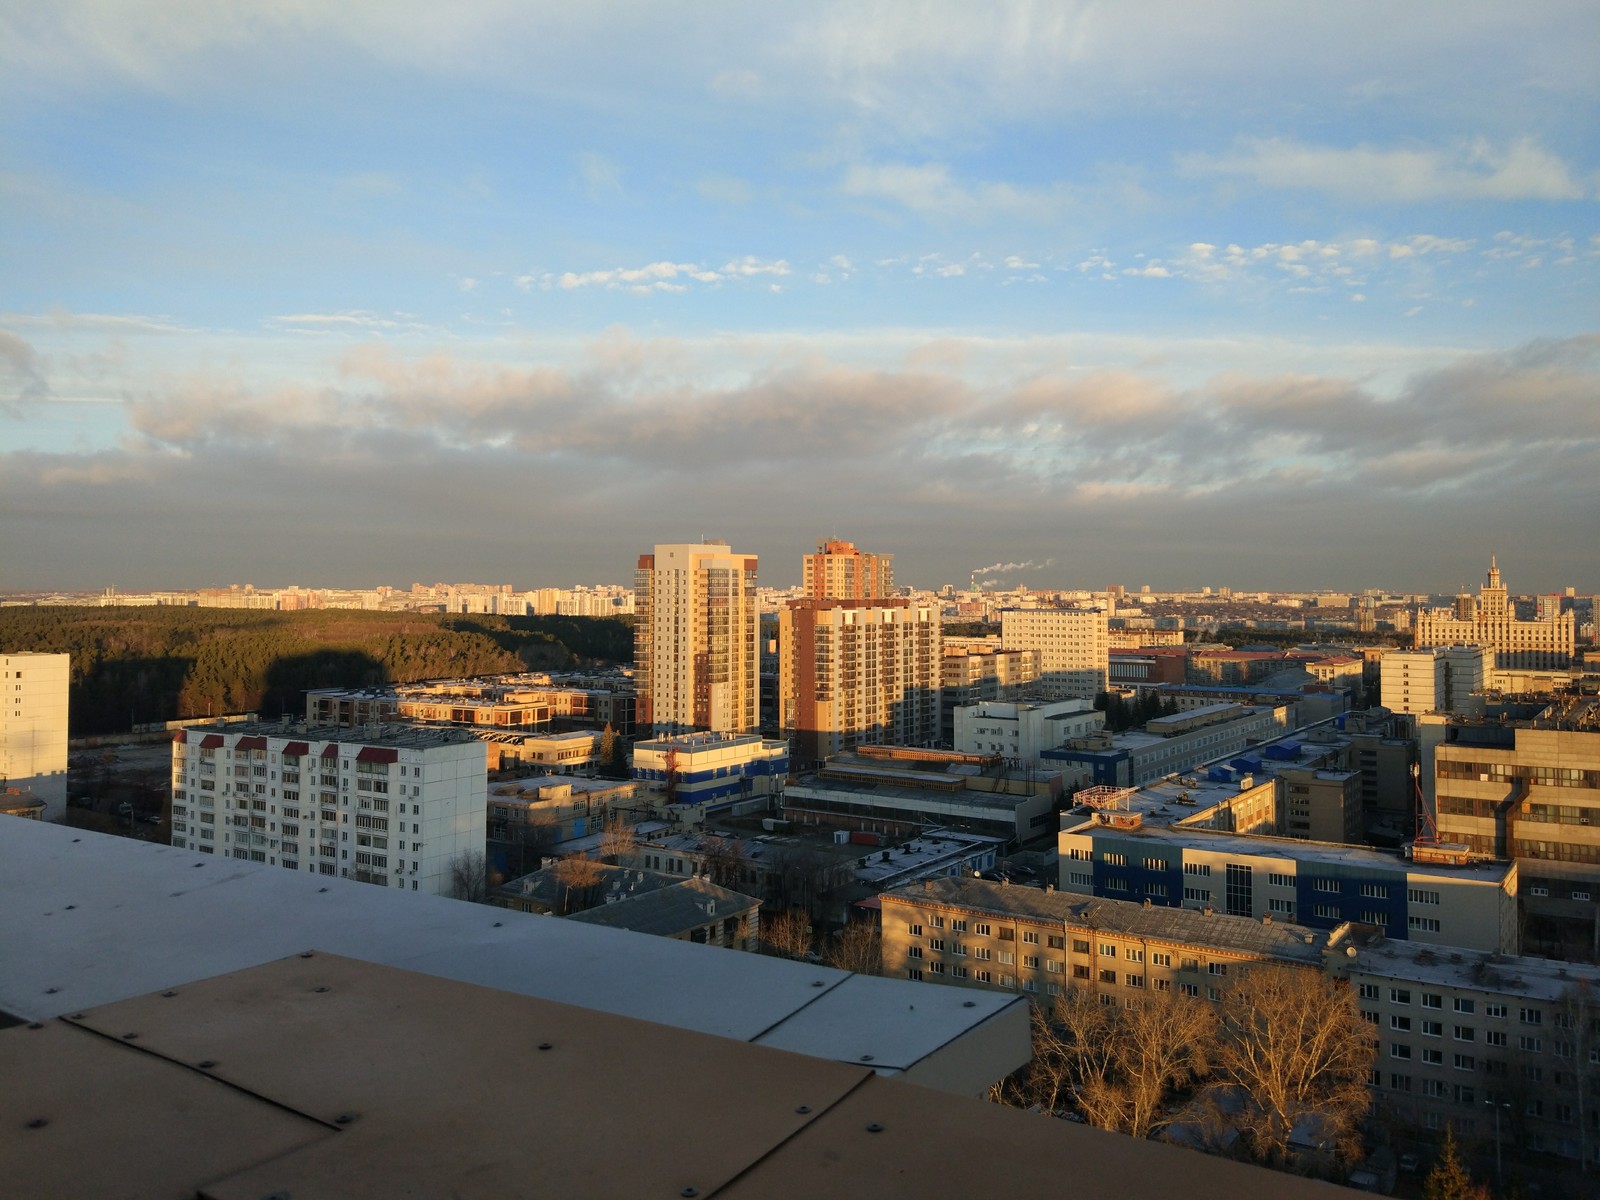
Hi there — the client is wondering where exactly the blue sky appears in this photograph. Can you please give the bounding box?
[3,2,1597,593]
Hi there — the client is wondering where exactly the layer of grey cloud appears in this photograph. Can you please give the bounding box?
[0,330,51,415]
[2,332,1595,592]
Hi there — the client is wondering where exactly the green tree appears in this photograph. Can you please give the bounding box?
[1423,1126,1485,1200]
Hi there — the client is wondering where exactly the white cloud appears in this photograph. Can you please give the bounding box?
[840,161,1071,223]
[577,151,623,198]
[268,310,435,334]
[696,175,752,205]
[2,309,195,336]
[524,256,795,295]
[1178,136,1594,202]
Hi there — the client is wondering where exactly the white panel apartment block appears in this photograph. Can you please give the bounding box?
[999,608,1109,702]
[170,722,487,897]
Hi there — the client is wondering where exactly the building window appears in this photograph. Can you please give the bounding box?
[1391,1044,1412,1060]
[1455,998,1476,1015]
[1390,988,1411,1005]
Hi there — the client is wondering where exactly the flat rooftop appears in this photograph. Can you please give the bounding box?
[182,719,479,749]
[888,877,1332,966]
[852,830,1003,888]
[0,819,1022,1092]
[789,778,1039,814]
[490,773,631,796]
[1347,939,1600,1002]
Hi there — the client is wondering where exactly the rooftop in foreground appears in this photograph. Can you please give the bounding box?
[0,819,1019,1091]
[2,949,1360,1200]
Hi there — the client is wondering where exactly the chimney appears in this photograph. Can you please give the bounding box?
[1201,904,1215,916]
[1142,899,1152,909]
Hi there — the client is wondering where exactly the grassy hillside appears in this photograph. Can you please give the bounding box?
[0,606,633,736]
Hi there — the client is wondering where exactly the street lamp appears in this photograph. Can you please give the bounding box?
[1483,1097,1511,1189]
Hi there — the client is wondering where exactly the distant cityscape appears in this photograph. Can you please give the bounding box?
[5,541,1598,1196]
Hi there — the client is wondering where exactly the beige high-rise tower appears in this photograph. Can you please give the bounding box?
[0,652,70,821]
[780,539,939,766]
[634,542,759,736]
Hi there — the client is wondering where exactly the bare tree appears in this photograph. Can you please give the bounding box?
[761,909,813,960]
[1210,964,1375,1167]
[450,850,490,904]
[1556,979,1598,1175]
[700,835,748,890]
[763,841,837,915]
[993,994,1109,1117]
[597,811,637,865]
[824,921,882,975]
[1086,989,1219,1139]
[997,988,1216,1138]
[549,855,606,916]
[663,745,680,804]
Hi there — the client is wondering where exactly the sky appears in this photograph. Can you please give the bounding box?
[2,2,1597,595]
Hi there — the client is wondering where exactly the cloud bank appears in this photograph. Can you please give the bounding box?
[3,331,1594,591]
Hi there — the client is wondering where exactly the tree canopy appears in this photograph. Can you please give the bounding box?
[0,606,633,735]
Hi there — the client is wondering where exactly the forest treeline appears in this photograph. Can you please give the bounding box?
[0,607,634,736]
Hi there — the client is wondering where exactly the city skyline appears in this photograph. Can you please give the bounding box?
[3,547,1595,600]
[2,4,1596,592]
